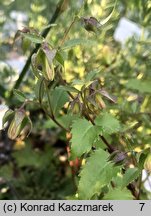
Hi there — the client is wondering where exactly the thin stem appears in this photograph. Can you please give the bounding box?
[41,103,69,132]
[59,16,78,47]
[17,99,39,112]
[44,80,69,132]
[52,117,69,132]
[100,135,115,152]
[80,91,94,115]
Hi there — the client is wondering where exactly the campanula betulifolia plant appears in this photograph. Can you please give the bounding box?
[2,0,151,200]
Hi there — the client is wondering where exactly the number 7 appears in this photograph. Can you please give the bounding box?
[139,203,145,211]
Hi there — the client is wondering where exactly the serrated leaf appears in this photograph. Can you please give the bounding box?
[103,187,134,200]
[50,87,69,116]
[21,32,44,44]
[125,79,151,93]
[78,149,118,199]
[13,89,26,102]
[71,118,98,158]
[95,112,120,134]
[122,168,140,188]
[62,38,96,50]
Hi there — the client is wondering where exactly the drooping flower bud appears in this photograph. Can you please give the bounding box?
[43,56,55,81]
[41,43,56,81]
[82,17,101,33]
[108,150,127,166]
[32,43,56,81]
[144,153,151,172]
[8,109,26,140]
[70,98,82,114]
[94,92,106,109]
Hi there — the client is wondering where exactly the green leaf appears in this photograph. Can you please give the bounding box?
[103,187,134,200]
[138,148,150,169]
[78,149,118,199]
[62,38,96,50]
[71,118,98,158]
[21,32,44,44]
[13,89,26,102]
[85,69,101,82]
[50,87,69,116]
[72,79,84,85]
[94,139,106,149]
[100,0,117,25]
[95,112,120,134]
[122,168,140,188]
[59,85,79,93]
[125,79,151,93]
[113,174,123,188]
[55,51,65,66]
[58,114,79,129]
[72,78,94,90]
